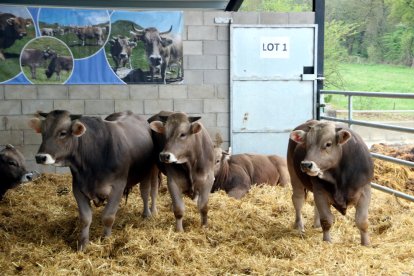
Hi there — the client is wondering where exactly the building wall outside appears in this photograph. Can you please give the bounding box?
[0,11,314,173]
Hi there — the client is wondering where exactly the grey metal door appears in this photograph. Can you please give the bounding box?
[230,24,318,156]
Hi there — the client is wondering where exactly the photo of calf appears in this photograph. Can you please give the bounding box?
[20,37,73,84]
[105,11,184,84]
[0,6,35,83]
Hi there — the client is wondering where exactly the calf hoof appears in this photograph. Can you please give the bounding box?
[150,208,158,217]
[103,227,112,238]
[77,238,89,252]
[361,234,370,246]
[293,222,305,233]
[175,222,184,232]
[322,232,332,243]
[313,221,321,228]
[142,209,152,218]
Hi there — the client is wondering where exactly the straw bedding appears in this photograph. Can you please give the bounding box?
[0,144,413,275]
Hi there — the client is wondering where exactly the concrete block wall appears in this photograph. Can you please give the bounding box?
[0,11,314,173]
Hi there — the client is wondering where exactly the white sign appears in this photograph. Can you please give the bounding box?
[260,37,290,59]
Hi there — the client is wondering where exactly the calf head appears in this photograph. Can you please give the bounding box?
[0,144,35,199]
[109,36,136,65]
[213,147,231,176]
[43,47,56,59]
[29,110,85,166]
[130,25,173,68]
[290,122,351,177]
[149,112,202,164]
[7,16,31,39]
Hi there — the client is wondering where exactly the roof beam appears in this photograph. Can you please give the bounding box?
[0,1,229,9]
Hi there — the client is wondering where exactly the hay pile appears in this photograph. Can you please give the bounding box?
[371,143,414,193]
[1,173,413,275]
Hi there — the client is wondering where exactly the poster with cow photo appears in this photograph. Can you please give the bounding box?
[0,5,183,85]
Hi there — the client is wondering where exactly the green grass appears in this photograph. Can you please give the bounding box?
[323,63,414,111]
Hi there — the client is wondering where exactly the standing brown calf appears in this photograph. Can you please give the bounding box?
[148,111,215,232]
[287,120,373,245]
[212,148,290,199]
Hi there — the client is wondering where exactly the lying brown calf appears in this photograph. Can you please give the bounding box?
[0,144,36,200]
[212,148,290,199]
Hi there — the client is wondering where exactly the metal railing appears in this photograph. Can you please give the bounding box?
[319,90,414,202]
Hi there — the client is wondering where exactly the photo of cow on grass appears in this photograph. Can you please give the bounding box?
[38,8,109,59]
[105,11,184,84]
[20,37,73,84]
[0,6,35,83]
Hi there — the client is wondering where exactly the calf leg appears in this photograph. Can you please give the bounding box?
[313,205,321,228]
[73,185,92,251]
[30,66,36,79]
[355,185,371,246]
[149,165,159,216]
[291,175,306,232]
[166,172,185,232]
[139,175,152,218]
[101,183,124,238]
[313,182,334,243]
[195,173,214,227]
[227,187,248,199]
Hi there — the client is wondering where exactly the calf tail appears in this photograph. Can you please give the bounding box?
[123,186,133,205]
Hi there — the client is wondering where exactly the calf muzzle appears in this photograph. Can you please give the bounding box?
[300,161,313,172]
[35,154,47,164]
[159,152,177,163]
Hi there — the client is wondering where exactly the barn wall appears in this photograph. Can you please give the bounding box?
[0,11,314,173]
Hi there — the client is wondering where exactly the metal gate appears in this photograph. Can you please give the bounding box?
[230,24,318,156]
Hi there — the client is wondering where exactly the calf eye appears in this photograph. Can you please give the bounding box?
[8,160,17,166]
[325,142,332,148]
[180,133,186,138]
[59,130,67,138]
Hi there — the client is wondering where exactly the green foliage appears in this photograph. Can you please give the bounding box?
[380,25,414,66]
[387,0,414,27]
[324,20,359,89]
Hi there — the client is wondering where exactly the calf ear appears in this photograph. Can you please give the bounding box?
[72,121,86,137]
[28,118,42,133]
[188,116,201,123]
[149,121,165,134]
[6,18,15,25]
[191,122,202,134]
[70,114,82,121]
[159,116,169,123]
[337,129,352,145]
[38,112,48,118]
[290,130,306,144]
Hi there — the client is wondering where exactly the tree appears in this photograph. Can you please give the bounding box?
[386,0,414,66]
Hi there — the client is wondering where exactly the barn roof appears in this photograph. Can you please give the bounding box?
[0,0,245,11]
